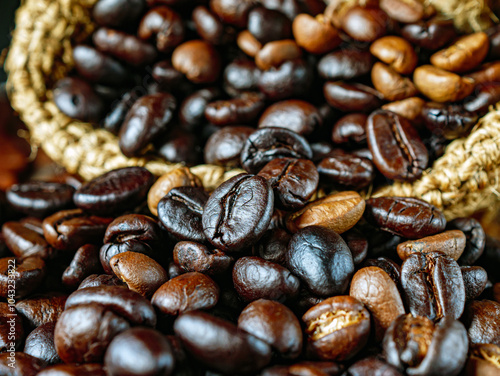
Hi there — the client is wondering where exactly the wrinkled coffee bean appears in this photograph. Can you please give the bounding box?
[15,293,67,329]
[462,266,488,301]
[463,299,500,346]
[23,322,60,364]
[397,230,466,261]
[448,217,486,266]
[173,241,233,276]
[317,154,375,190]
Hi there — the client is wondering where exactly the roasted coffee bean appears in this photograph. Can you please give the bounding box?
[15,293,67,329]
[293,13,340,54]
[367,110,428,181]
[102,90,141,134]
[173,310,272,373]
[147,167,202,217]
[448,217,486,266]
[205,92,265,126]
[158,186,208,243]
[383,314,468,376]
[363,257,401,285]
[53,77,104,123]
[62,244,102,290]
[261,361,343,376]
[371,63,418,101]
[462,266,488,301]
[23,322,60,364]
[0,257,45,299]
[287,226,354,296]
[151,60,184,91]
[253,229,290,265]
[93,27,157,66]
[303,296,370,361]
[240,127,312,174]
[431,32,489,73]
[465,343,500,376]
[0,352,45,376]
[233,257,300,302]
[379,0,426,23]
[258,158,319,210]
[73,46,129,86]
[287,191,365,234]
[152,272,219,315]
[156,128,201,166]
[365,197,446,239]
[79,274,126,289]
[323,82,383,113]
[258,59,312,100]
[382,97,425,123]
[260,0,325,19]
[331,113,367,146]
[119,93,176,157]
[223,59,260,95]
[172,40,221,83]
[247,6,292,44]
[464,82,500,114]
[92,0,145,28]
[346,357,403,376]
[495,283,500,303]
[402,252,466,320]
[204,126,254,167]
[317,49,374,81]
[209,0,256,28]
[342,228,368,265]
[397,230,466,261]
[104,327,175,376]
[463,299,500,346]
[341,6,387,42]
[401,16,456,50]
[350,266,405,340]
[258,100,321,136]
[238,299,302,359]
[255,40,303,71]
[37,363,106,376]
[317,154,375,190]
[237,30,263,57]
[193,6,233,46]
[74,167,154,215]
[138,6,184,52]
[180,88,222,128]
[2,221,54,260]
[414,65,475,103]
[421,102,478,140]
[6,182,75,218]
[173,241,232,277]
[0,302,24,351]
[370,36,418,75]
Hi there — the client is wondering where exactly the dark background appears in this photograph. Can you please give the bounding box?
[0,0,21,82]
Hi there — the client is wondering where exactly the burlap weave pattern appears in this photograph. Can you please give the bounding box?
[4,0,500,218]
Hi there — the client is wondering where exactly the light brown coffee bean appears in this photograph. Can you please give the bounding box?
[255,40,302,71]
[370,36,418,75]
[292,14,340,55]
[396,230,466,261]
[381,97,425,122]
[372,62,418,101]
[286,191,365,234]
[172,40,221,83]
[379,0,426,23]
[340,6,387,42]
[413,65,475,102]
[147,167,202,216]
[237,30,262,57]
[430,32,489,73]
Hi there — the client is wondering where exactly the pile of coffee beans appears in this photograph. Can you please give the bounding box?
[53,0,500,190]
[1,165,500,375]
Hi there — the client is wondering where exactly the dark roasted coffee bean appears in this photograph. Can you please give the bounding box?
[73,45,129,86]
[151,61,184,92]
[233,257,300,302]
[367,110,428,181]
[15,293,67,329]
[258,59,312,101]
[462,266,488,301]
[2,221,54,260]
[318,49,373,81]
[74,167,154,215]
[0,352,45,376]
[256,40,300,72]
[401,16,456,50]
[464,299,500,346]
[247,6,291,44]
[253,229,290,265]
[261,362,343,376]
[156,129,201,166]
[223,59,260,95]
[202,174,274,252]
[287,226,354,297]
[401,252,465,320]
[324,82,383,113]
[331,113,367,146]
[346,357,403,376]
[173,241,233,276]
[53,77,105,123]
[240,127,312,174]
[204,126,254,167]
[205,92,265,126]
[138,6,184,52]
[258,100,321,136]
[421,102,478,140]
[448,217,486,266]
[317,154,375,190]
[152,272,219,315]
[258,158,319,210]
[464,82,500,114]
[365,197,446,239]
[172,40,221,84]
[179,87,222,127]
[6,182,75,218]
[397,230,466,261]
[174,310,272,373]
[92,0,145,28]
[342,228,368,265]
[341,6,387,42]
[383,314,468,376]
[487,25,500,60]
[37,363,106,376]
[23,321,60,364]
[79,273,126,289]
[102,90,142,134]
[0,257,45,299]
[238,299,302,359]
[193,5,233,46]
[93,27,157,66]
[303,296,370,361]
[62,244,102,290]
[0,302,24,351]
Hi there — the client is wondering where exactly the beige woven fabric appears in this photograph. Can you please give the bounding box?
[4,0,500,219]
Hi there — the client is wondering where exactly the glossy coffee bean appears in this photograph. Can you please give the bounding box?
[233,257,300,302]
[258,59,312,100]
[462,266,488,301]
[367,110,428,182]
[23,322,60,364]
[258,158,319,210]
[237,30,262,57]
[287,226,354,296]
[205,92,265,126]
[104,327,175,376]
[2,221,54,260]
[365,197,446,239]
[102,90,142,134]
[179,87,222,127]
[341,6,387,42]
[261,361,343,376]
[156,129,201,166]
[62,244,102,289]
[255,40,303,71]
[258,100,321,136]
[151,60,184,91]
[293,13,340,54]
[92,0,145,28]
[15,293,67,329]
[93,27,157,66]
[209,0,255,28]
[317,154,375,190]
[397,230,466,261]
[402,252,466,320]
[463,299,500,346]
[346,357,403,376]
[173,241,232,277]
[401,16,456,50]
[303,296,370,361]
[448,217,486,266]
[73,45,129,86]
[379,0,426,23]
[384,314,468,376]
[247,6,292,44]
[342,228,368,265]
[350,266,405,340]
[370,36,418,75]
[37,363,106,376]
[382,97,425,123]
[204,126,254,167]
[464,82,500,114]
[317,49,373,81]
[0,352,45,376]
[253,229,290,265]
[173,310,272,374]
[193,6,233,46]
[363,257,401,284]
[287,191,365,234]
[138,6,185,52]
[240,127,312,174]
[79,274,126,289]
[223,59,260,95]
[0,302,24,351]
[0,257,45,299]
[53,77,104,123]
[331,113,367,146]
[324,82,383,113]
[371,63,418,101]
[74,167,154,215]
[421,102,478,140]
[172,40,221,83]
[238,299,302,359]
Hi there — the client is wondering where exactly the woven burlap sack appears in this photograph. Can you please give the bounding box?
[4,0,500,220]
